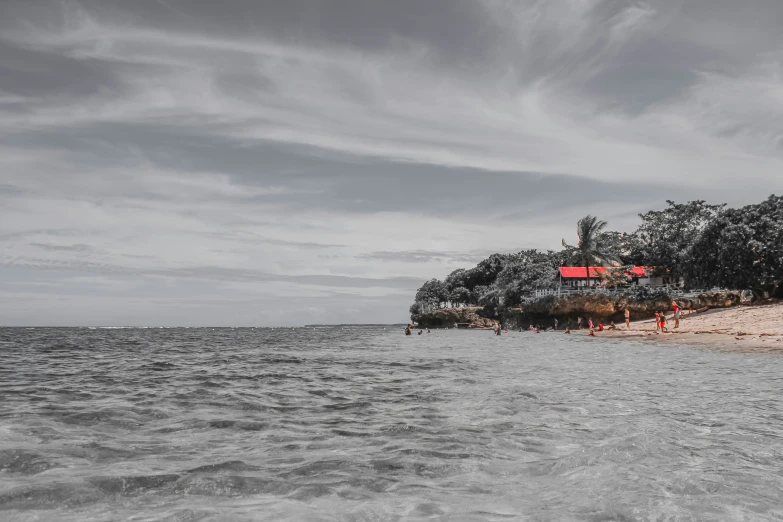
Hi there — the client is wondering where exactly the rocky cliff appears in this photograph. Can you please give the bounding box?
[410,307,497,329]
[412,291,743,329]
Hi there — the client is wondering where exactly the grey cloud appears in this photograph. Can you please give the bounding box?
[1,256,419,291]
[153,266,421,290]
[2,0,773,121]
[358,250,457,264]
[2,124,689,220]
[253,238,345,249]
[30,242,95,253]
[358,249,524,265]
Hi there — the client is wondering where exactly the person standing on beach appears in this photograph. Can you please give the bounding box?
[577,316,583,330]
[672,301,681,329]
[660,314,668,333]
[624,309,631,329]
[554,318,559,331]
[655,312,661,331]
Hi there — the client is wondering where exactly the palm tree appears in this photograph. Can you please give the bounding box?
[562,215,620,289]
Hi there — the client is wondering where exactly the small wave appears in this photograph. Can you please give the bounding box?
[186,460,261,474]
[0,450,57,475]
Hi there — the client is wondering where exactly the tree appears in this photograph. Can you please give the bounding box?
[634,200,724,283]
[448,286,472,307]
[464,254,510,290]
[562,215,620,288]
[685,195,782,294]
[495,259,559,306]
[598,231,640,266]
[414,279,448,311]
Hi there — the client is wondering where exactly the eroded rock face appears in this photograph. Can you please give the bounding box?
[689,291,742,309]
[411,307,496,328]
[412,291,744,327]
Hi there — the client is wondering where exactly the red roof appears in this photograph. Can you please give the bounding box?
[559,266,648,278]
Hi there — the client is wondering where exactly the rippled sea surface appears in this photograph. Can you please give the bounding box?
[1,327,782,521]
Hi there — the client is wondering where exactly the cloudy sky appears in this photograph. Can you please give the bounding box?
[1,1,782,326]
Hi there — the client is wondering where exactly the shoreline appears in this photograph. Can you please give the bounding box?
[581,302,783,353]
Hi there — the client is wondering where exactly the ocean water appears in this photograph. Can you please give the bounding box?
[1,327,782,521]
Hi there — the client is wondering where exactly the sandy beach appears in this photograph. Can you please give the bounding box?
[589,302,783,353]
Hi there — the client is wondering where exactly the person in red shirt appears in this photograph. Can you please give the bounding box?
[672,301,681,329]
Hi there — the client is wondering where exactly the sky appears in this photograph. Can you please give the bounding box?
[1,0,782,326]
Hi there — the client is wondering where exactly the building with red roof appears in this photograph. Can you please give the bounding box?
[557,266,653,289]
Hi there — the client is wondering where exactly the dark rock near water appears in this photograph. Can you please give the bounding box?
[413,291,744,328]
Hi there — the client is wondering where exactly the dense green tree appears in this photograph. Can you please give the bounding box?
[598,231,640,266]
[685,195,782,294]
[634,200,724,282]
[414,279,448,311]
[495,259,559,306]
[444,268,469,294]
[464,253,510,289]
[448,286,473,307]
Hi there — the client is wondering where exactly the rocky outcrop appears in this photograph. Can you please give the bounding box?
[412,290,744,329]
[411,307,497,329]
[688,291,742,309]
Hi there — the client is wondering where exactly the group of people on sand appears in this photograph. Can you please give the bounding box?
[653,301,683,333]
[584,300,684,336]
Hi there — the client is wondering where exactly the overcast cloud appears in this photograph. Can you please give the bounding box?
[1,0,782,326]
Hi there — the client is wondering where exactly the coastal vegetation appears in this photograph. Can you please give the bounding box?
[410,195,782,324]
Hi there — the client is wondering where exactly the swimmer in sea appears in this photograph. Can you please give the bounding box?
[405,325,412,336]
[565,328,571,334]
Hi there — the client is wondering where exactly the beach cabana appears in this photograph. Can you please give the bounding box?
[558,266,650,289]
